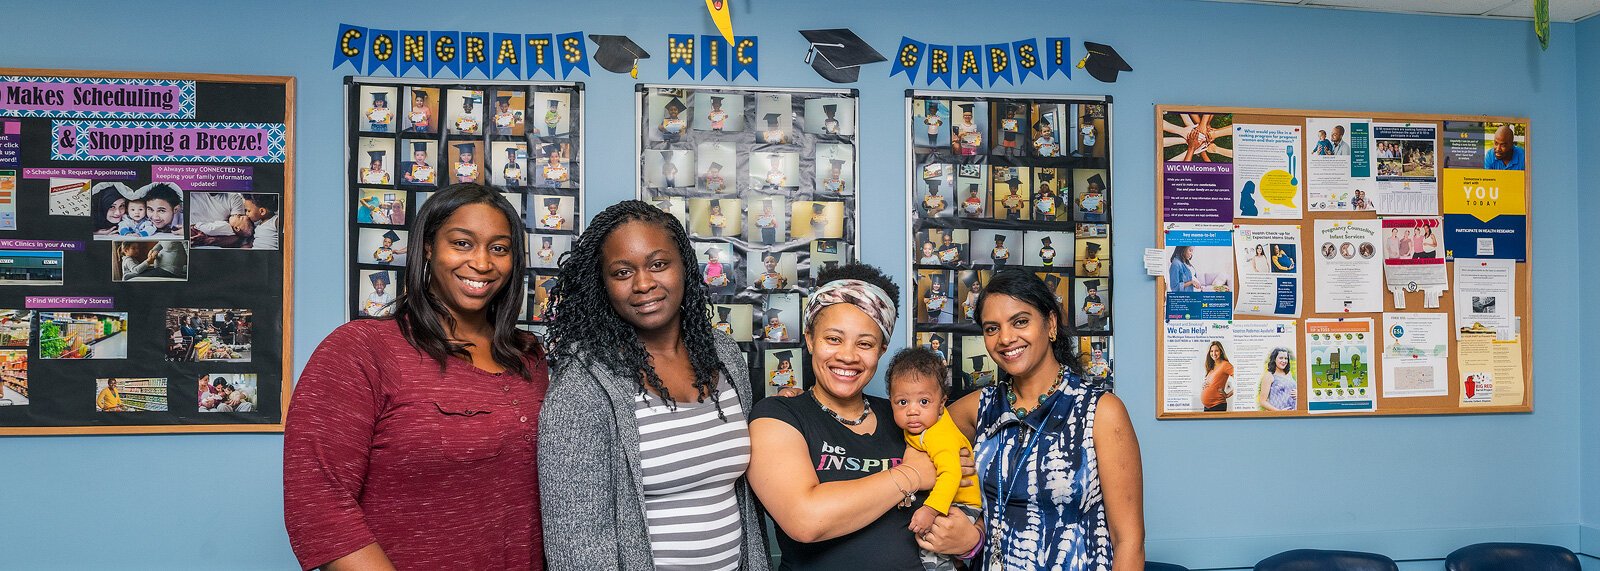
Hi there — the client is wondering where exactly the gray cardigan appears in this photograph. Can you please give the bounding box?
[538,331,769,571]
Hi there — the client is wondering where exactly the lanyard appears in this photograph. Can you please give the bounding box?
[986,390,1046,562]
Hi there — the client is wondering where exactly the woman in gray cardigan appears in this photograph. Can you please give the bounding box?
[539,201,768,571]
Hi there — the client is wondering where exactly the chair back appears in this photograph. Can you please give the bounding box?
[1146,563,1190,571]
[1254,548,1399,571]
[1444,542,1579,571]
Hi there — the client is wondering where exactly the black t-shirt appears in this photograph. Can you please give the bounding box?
[749,393,921,571]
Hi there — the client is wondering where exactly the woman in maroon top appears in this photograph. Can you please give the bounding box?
[284,183,549,571]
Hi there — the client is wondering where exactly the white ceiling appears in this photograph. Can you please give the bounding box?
[1199,0,1600,22]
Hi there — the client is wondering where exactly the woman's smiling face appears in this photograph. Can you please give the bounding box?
[805,304,885,400]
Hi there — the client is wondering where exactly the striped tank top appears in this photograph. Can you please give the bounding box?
[634,379,750,571]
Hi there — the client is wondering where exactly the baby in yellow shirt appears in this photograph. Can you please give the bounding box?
[886,347,982,560]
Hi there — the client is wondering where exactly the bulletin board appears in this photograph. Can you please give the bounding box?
[905,90,1115,400]
[0,68,293,435]
[634,84,859,400]
[1154,105,1532,419]
[345,77,584,328]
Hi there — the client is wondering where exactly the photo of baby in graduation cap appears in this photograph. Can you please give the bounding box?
[490,142,526,188]
[917,163,952,219]
[1076,224,1110,277]
[532,91,572,137]
[527,194,574,231]
[359,86,397,133]
[357,137,395,185]
[402,86,438,134]
[1077,337,1113,380]
[991,166,1032,221]
[357,269,397,318]
[791,201,844,239]
[971,229,1023,267]
[1074,277,1111,332]
[688,198,743,238]
[651,195,688,227]
[764,348,800,395]
[529,274,559,322]
[955,270,987,323]
[750,152,799,190]
[449,142,483,184]
[358,227,409,266]
[916,270,953,325]
[1073,103,1108,158]
[961,349,997,391]
[803,98,853,136]
[810,239,846,281]
[748,251,797,291]
[529,234,572,269]
[1023,230,1073,268]
[400,140,438,186]
[1037,272,1069,308]
[646,149,695,190]
[490,91,526,136]
[693,92,744,132]
[1032,168,1064,221]
[754,93,794,144]
[916,332,951,369]
[1073,169,1109,222]
[1030,103,1068,157]
[534,142,572,188]
[710,304,753,342]
[447,90,483,135]
[991,102,1032,157]
[745,196,788,245]
[651,92,690,143]
[696,142,736,193]
[950,101,986,156]
[697,245,740,293]
[762,293,801,341]
[915,99,950,148]
[815,143,854,195]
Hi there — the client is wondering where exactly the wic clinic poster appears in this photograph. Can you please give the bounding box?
[1233,124,1303,219]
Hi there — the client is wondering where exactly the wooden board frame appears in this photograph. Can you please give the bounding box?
[1154,105,1531,419]
[0,67,294,435]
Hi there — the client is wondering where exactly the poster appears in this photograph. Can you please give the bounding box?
[348,79,584,324]
[1458,333,1525,407]
[1161,319,1232,413]
[1160,111,1233,223]
[1381,313,1448,397]
[1232,124,1302,219]
[1372,123,1438,215]
[1442,121,1526,171]
[1304,117,1372,212]
[1228,320,1299,412]
[1441,168,1526,261]
[1313,219,1383,313]
[1380,217,1447,309]
[1305,318,1376,413]
[1162,222,1232,321]
[1452,258,1515,338]
[1233,224,1300,317]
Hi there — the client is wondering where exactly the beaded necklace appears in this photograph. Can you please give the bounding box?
[1003,364,1069,417]
[810,390,871,426]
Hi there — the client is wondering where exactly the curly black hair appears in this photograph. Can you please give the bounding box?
[885,347,949,396]
[815,262,902,314]
[545,200,729,416]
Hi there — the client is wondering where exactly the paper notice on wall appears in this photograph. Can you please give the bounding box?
[1163,222,1234,321]
[1313,219,1383,313]
[47,177,90,217]
[1233,124,1303,219]
[1381,312,1448,397]
[1162,319,1233,413]
[1441,168,1526,262]
[1305,118,1373,212]
[1305,318,1376,414]
[1452,258,1515,338]
[1380,217,1447,309]
[1229,320,1300,412]
[1145,248,1166,276]
[1458,333,1525,407]
[1372,122,1439,215]
[1233,224,1300,317]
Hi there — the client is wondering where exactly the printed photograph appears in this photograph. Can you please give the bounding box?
[528,274,559,322]
[949,101,987,157]
[356,188,407,225]
[112,240,188,281]
[916,332,952,370]
[815,143,855,195]
[489,142,527,188]
[1072,169,1109,223]
[0,310,31,347]
[913,227,968,267]
[358,227,409,266]
[445,89,484,135]
[527,194,575,231]
[970,229,1024,268]
[1075,224,1111,277]
[95,378,168,412]
[1030,102,1068,157]
[688,198,744,239]
[1023,230,1074,268]
[959,334,996,390]
[954,164,987,218]
[1077,336,1114,380]
[745,196,789,245]
[763,347,801,395]
[645,149,697,190]
[39,311,128,359]
[1162,112,1234,163]
[528,233,573,269]
[91,182,185,240]
[1030,167,1066,222]
[991,166,1032,221]
[198,373,259,413]
[448,141,485,184]
[954,270,988,324]
[810,239,847,281]
[1074,277,1111,332]
[915,269,954,324]
[0,250,64,286]
[402,86,440,134]
[357,137,396,185]
[692,92,745,132]
[914,99,950,148]
[649,195,688,227]
[761,293,801,342]
[990,102,1032,157]
[1073,103,1108,158]
[749,152,800,191]
[697,244,742,294]
[791,201,844,240]
[358,85,399,133]
[164,308,252,363]
[648,90,692,143]
[710,304,754,342]
[696,142,737,193]
[487,89,527,136]
[0,349,26,406]
[358,269,398,318]
[917,163,954,219]
[531,90,572,137]
[187,192,281,250]
[532,141,573,187]
[803,97,854,136]
[747,251,798,291]
[397,140,439,187]
[753,93,794,145]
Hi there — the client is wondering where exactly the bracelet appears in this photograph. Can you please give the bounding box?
[899,463,925,490]
[887,467,916,509]
[960,522,986,561]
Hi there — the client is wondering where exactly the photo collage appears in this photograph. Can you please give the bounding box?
[908,93,1115,397]
[637,86,859,398]
[348,80,583,326]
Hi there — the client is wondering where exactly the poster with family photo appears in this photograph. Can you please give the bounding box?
[347,79,585,326]
[111,240,188,282]
[907,92,1116,386]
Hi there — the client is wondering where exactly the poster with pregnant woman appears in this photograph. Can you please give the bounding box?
[1228,320,1299,413]
[1161,319,1233,413]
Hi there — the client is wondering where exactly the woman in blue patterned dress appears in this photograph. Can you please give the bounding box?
[948,269,1144,570]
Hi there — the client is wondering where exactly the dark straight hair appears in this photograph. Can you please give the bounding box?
[973,268,1085,380]
[393,183,540,378]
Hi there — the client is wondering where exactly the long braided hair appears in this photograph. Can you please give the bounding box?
[546,200,729,416]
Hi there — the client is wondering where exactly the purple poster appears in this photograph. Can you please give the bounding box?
[1163,161,1233,223]
[0,120,18,167]
[26,295,114,309]
[22,167,139,180]
[0,76,194,119]
[151,165,255,190]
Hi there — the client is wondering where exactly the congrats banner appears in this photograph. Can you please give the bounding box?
[893,36,1065,87]
[334,23,589,79]
[50,120,287,163]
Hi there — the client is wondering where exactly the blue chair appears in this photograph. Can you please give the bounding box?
[1146,562,1190,571]
[1255,548,1398,571]
[1445,542,1579,571]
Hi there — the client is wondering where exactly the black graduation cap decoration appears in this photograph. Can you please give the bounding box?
[704,245,721,258]
[368,271,391,286]
[1091,341,1106,351]
[1037,170,1055,183]
[994,234,1007,243]
[506,146,520,159]
[709,95,724,105]
[454,143,475,156]
[1078,41,1132,83]
[543,197,561,209]
[411,141,429,153]
[709,161,724,171]
[967,183,979,194]
[664,96,687,115]
[969,355,986,369]
[547,99,560,108]
[829,159,845,169]
[1033,119,1051,131]
[1045,274,1062,289]
[1087,173,1107,189]
[367,150,386,162]
[799,28,886,83]
[716,305,733,321]
[1082,278,1101,291]
[765,307,784,320]
[774,349,794,364]
[1041,236,1053,246]
[541,236,553,245]
[763,112,782,128]
[1005,176,1022,188]
[412,90,429,101]
[812,202,826,213]
[927,273,945,289]
[957,103,974,114]
[381,230,401,242]
[590,34,650,77]
[541,277,560,293]
[823,103,838,117]
[1084,241,1102,256]
[495,95,512,106]
[371,92,387,104]
[822,260,839,270]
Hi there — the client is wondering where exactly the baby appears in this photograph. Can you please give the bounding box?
[886,347,982,570]
[117,199,157,236]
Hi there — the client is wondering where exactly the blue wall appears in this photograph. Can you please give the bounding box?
[0,1,1591,569]
[1579,14,1600,568]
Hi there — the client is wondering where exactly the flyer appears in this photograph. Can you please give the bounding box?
[1304,118,1373,212]
[1380,217,1447,309]
[1162,161,1233,223]
[1441,168,1526,261]
[1232,124,1302,219]
[1162,319,1233,413]
[1233,224,1300,317]
[1229,320,1299,412]
[1458,333,1525,407]
[0,169,14,230]
[1163,222,1233,321]
[1372,122,1439,215]
[1312,219,1383,313]
[1452,258,1515,338]
[1305,318,1376,413]
[1442,121,1526,171]
[1381,313,1448,397]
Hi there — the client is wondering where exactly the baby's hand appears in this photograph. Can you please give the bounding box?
[908,505,938,535]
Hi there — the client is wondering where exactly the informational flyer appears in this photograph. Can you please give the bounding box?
[1232,124,1302,219]
[1381,313,1448,397]
[1452,258,1515,338]
[1162,319,1233,413]
[1162,160,1233,223]
[1163,222,1233,321]
[1372,122,1439,215]
[1313,219,1383,313]
[1442,121,1526,171]
[1441,168,1526,261]
[0,169,15,230]
[1304,118,1372,212]
[1458,333,1525,407]
[1233,224,1300,317]
[1229,320,1299,412]
[1380,217,1447,309]
[1305,318,1376,414]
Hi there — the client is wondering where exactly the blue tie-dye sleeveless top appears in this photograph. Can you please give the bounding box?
[974,370,1113,570]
